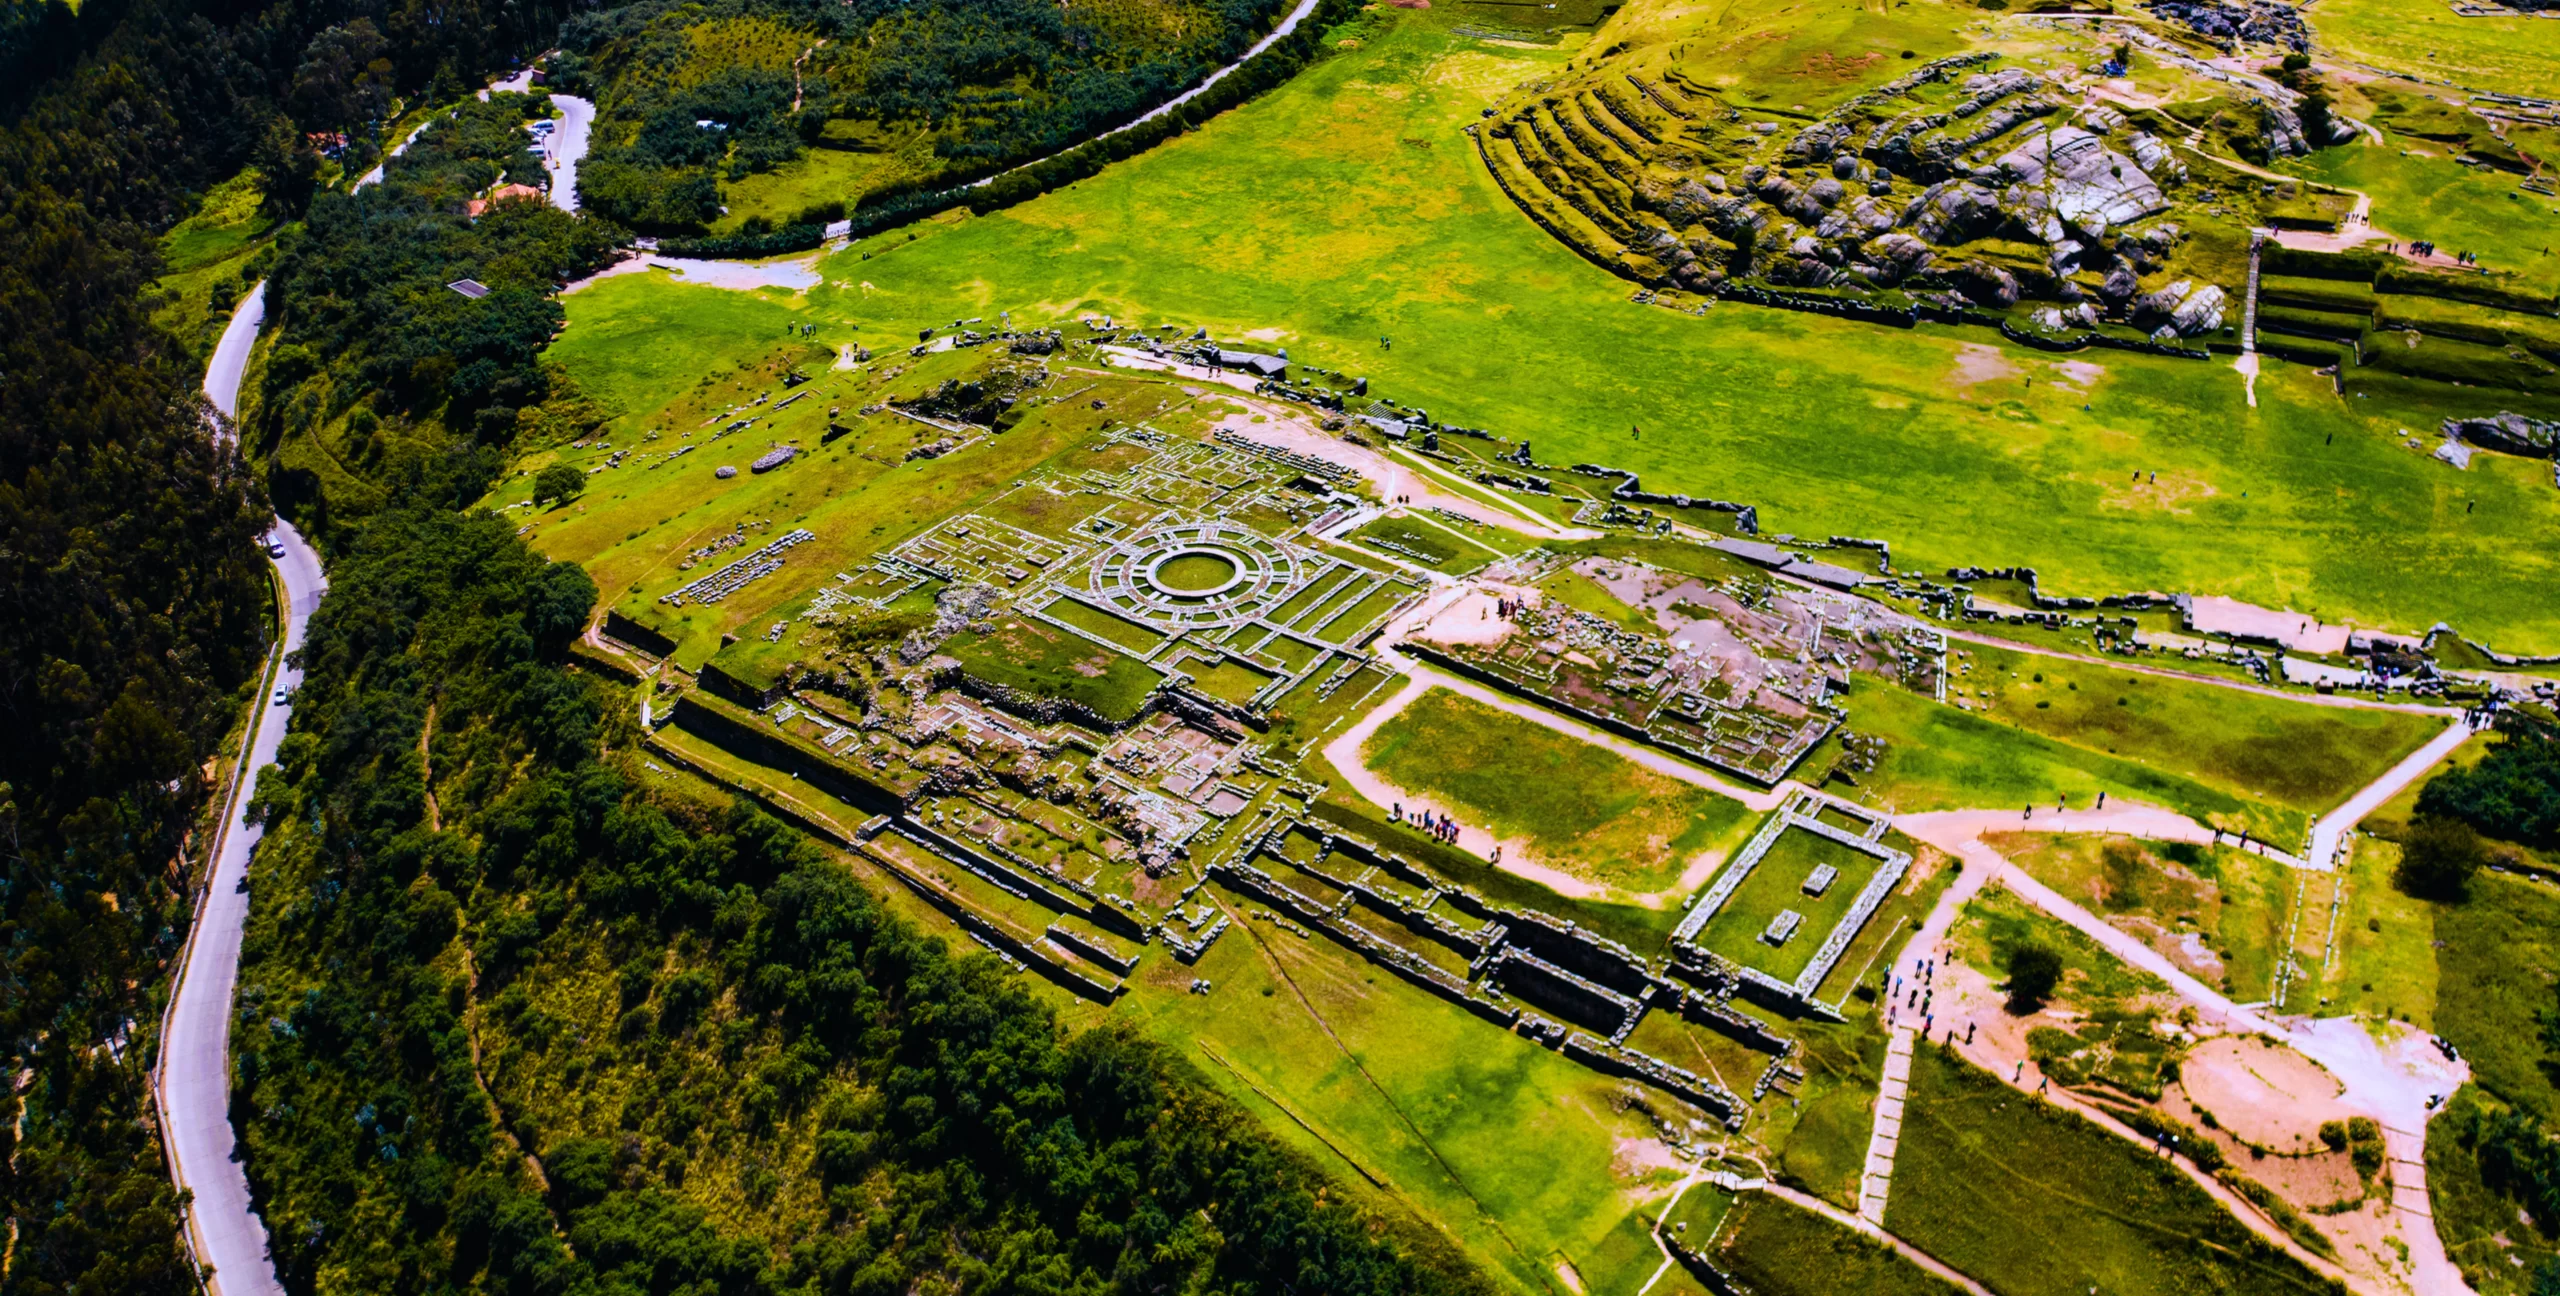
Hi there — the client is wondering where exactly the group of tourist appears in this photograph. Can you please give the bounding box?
[1391,801,1466,848]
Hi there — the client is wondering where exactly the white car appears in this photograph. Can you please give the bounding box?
[266,539,286,558]
[273,688,292,706]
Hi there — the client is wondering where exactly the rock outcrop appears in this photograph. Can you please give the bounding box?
[2443,412,2560,458]
[1996,125,2171,242]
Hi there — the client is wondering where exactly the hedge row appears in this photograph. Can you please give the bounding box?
[655,222,826,259]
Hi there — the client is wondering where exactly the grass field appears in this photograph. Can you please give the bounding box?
[1826,677,2287,839]
[1117,882,1698,1296]
[1713,1192,1960,1296]
[944,614,1164,723]
[1985,833,2293,1003]
[2276,141,2560,295]
[1361,688,1753,895]
[1948,642,2447,823]
[547,5,2560,653]
[1887,1044,2336,1296]
[2305,0,2560,101]
[1691,826,1884,985]
[2431,871,2560,1118]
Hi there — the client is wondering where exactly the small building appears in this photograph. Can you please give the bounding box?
[447,278,492,299]
[464,183,545,218]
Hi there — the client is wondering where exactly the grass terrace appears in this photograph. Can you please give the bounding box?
[944,614,1165,724]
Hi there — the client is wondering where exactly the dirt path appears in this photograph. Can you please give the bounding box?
[1905,802,2312,868]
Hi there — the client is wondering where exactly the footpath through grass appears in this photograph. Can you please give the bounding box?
[1712,1191,1960,1296]
[1886,1044,2338,1296]
[1360,688,1751,895]
[549,5,2560,652]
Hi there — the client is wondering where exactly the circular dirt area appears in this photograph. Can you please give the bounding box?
[1151,550,1242,596]
[2180,1035,2350,1153]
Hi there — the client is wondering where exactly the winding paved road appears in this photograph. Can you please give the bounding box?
[157,518,319,1296]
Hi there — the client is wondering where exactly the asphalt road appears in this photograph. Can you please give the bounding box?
[201,281,264,422]
[156,518,321,1296]
[545,94,594,213]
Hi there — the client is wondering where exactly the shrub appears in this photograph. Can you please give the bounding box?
[2396,814,2487,901]
[2006,942,2064,1012]
[533,462,584,507]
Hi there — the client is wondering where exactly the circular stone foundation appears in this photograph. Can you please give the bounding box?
[1082,521,1306,631]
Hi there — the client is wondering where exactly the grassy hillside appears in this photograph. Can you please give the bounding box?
[549,6,2560,653]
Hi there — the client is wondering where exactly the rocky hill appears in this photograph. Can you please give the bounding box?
[1476,0,2352,338]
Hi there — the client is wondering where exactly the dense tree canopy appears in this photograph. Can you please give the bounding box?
[2419,720,2560,852]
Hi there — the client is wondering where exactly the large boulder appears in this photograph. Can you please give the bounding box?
[1906,181,2005,244]
[2099,265,2140,308]
[1952,259,2022,308]
[1996,126,2169,242]
[2172,284,2226,334]
[2261,103,2310,158]
[2127,132,2187,184]
[1863,232,1935,284]
[2135,279,2226,335]
[2443,412,2560,458]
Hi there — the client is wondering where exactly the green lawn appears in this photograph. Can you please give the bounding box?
[1950,641,2448,822]
[549,5,2560,653]
[1713,1192,1961,1296]
[1986,833,2292,1003]
[1827,676,2289,839]
[2315,831,2441,1028]
[1887,1044,2336,1296]
[2305,0,2560,101]
[2275,141,2560,294]
[1361,688,1752,895]
[1692,825,1884,985]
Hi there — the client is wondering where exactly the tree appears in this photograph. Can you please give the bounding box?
[2005,942,2063,1013]
[532,463,584,507]
[2418,721,2560,851]
[2396,813,2486,901]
